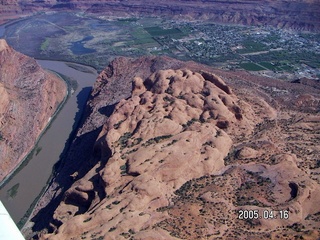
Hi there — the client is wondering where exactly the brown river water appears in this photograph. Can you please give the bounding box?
[0,60,97,225]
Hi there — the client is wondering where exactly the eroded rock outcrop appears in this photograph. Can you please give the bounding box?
[27,55,320,239]
[0,39,67,183]
[29,55,320,239]
[39,68,253,239]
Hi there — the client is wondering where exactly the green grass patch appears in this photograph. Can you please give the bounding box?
[40,38,49,51]
[237,40,267,54]
[305,61,320,69]
[144,26,184,38]
[240,63,265,71]
[130,28,157,46]
[131,28,151,39]
[258,62,277,70]
[133,38,156,45]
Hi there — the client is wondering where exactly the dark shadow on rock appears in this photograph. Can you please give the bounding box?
[98,103,116,117]
[30,87,106,233]
[52,86,92,174]
[31,87,118,234]
[30,126,102,233]
[289,182,298,200]
[73,87,93,130]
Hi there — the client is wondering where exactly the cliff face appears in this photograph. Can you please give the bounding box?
[0,39,67,183]
[30,56,320,239]
[0,0,320,31]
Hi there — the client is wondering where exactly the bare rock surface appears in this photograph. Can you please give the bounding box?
[0,39,67,183]
[29,56,320,239]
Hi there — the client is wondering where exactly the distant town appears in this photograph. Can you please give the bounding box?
[108,17,320,81]
[4,13,320,81]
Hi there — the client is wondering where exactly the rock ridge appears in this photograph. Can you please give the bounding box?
[0,0,319,31]
[0,39,67,183]
[29,56,320,239]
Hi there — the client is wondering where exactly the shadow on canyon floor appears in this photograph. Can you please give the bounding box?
[30,87,116,235]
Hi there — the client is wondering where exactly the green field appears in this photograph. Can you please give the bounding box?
[40,38,49,51]
[237,40,267,54]
[144,26,184,38]
[130,28,158,45]
[259,62,277,70]
[240,62,265,71]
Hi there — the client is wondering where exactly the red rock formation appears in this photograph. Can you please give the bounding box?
[0,39,67,183]
[28,56,320,239]
[0,0,319,31]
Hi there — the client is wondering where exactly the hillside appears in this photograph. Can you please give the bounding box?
[0,0,320,31]
[0,39,67,183]
[27,56,320,239]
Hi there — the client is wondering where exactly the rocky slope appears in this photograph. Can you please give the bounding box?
[0,39,67,183]
[28,56,320,239]
[0,0,320,31]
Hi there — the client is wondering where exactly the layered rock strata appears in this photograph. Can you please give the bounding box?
[0,0,319,31]
[0,39,67,183]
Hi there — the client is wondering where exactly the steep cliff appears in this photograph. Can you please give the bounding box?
[29,56,320,239]
[0,0,319,31]
[0,39,67,183]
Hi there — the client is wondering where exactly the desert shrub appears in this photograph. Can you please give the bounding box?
[112,200,121,205]
[119,132,132,149]
[114,119,125,129]
[83,217,92,223]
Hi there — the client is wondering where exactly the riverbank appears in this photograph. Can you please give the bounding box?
[0,71,69,189]
[19,66,93,230]
[0,60,97,229]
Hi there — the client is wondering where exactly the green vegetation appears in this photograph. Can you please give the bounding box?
[51,71,78,92]
[259,62,277,70]
[120,164,127,175]
[126,148,138,154]
[144,26,183,37]
[131,28,156,45]
[5,12,319,84]
[112,200,121,205]
[117,18,138,23]
[106,204,112,209]
[0,131,3,141]
[113,119,125,129]
[83,217,92,223]
[40,38,50,51]
[35,146,42,156]
[240,63,265,71]
[182,118,198,128]
[65,63,95,74]
[237,39,267,54]
[119,132,132,149]
[7,183,20,198]
[143,135,173,147]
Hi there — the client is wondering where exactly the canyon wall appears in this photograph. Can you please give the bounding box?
[0,39,67,183]
[0,0,320,31]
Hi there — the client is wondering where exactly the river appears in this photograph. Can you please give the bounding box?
[0,60,97,225]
